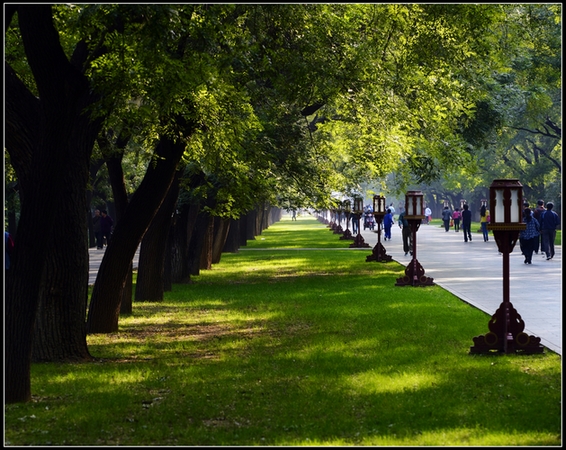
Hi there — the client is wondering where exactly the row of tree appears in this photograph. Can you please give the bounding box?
[5,4,561,403]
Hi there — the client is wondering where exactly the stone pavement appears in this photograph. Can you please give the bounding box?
[359,222,562,355]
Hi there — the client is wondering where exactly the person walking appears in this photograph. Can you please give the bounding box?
[461,204,472,242]
[480,204,490,242]
[388,203,396,221]
[92,209,103,249]
[441,206,452,232]
[398,210,412,256]
[100,210,114,248]
[424,206,432,224]
[519,207,540,264]
[383,208,393,241]
[533,199,545,255]
[452,208,461,232]
[540,202,560,260]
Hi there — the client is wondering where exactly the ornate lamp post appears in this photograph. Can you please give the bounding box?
[340,200,354,240]
[395,190,434,286]
[470,179,543,354]
[366,195,392,262]
[349,196,370,248]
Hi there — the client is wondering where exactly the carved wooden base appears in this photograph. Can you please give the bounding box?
[366,242,392,262]
[470,301,544,354]
[349,233,370,248]
[395,258,434,286]
[340,229,355,240]
[333,225,344,234]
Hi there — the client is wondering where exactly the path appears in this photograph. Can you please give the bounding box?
[359,221,562,355]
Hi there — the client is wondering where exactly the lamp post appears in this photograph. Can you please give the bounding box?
[366,195,392,262]
[340,200,354,240]
[395,190,434,286]
[349,196,370,248]
[470,179,543,354]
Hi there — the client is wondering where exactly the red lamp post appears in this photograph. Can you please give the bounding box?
[366,195,392,262]
[349,196,370,248]
[395,190,434,286]
[470,179,543,354]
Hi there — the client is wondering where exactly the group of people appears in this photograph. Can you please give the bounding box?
[519,200,560,264]
[440,204,489,242]
[92,209,114,249]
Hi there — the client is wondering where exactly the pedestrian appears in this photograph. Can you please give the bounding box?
[424,206,432,224]
[100,210,114,248]
[441,206,452,232]
[519,207,540,264]
[480,204,490,242]
[388,203,396,221]
[398,210,412,256]
[452,208,461,232]
[383,208,393,241]
[540,202,560,260]
[92,209,103,249]
[5,231,15,270]
[461,204,472,242]
[532,199,545,254]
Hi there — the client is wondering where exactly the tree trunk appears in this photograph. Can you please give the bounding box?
[212,217,230,264]
[103,136,135,315]
[5,5,102,402]
[188,210,209,276]
[199,215,214,270]
[135,172,180,301]
[222,218,241,253]
[86,136,189,333]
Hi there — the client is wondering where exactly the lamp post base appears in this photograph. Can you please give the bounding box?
[395,258,434,286]
[366,242,392,262]
[349,233,370,248]
[470,301,544,354]
[340,229,355,240]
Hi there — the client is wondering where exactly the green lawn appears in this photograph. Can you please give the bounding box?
[5,215,561,446]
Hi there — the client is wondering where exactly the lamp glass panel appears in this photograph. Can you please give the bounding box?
[510,189,519,223]
[495,189,504,223]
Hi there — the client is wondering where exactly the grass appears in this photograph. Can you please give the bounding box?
[5,215,562,446]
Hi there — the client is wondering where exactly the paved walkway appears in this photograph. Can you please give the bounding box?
[88,246,140,286]
[359,222,562,355]
[89,223,561,355]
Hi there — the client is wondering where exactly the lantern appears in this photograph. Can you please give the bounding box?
[405,190,425,220]
[488,179,524,230]
[373,195,386,217]
[353,196,364,213]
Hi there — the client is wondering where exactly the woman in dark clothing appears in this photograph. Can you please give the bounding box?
[519,207,540,264]
[461,204,472,242]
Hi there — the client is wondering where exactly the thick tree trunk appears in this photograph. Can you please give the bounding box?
[188,211,210,276]
[212,217,230,264]
[103,137,135,315]
[86,136,189,333]
[199,215,215,270]
[135,173,180,301]
[222,218,241,253]
[6,5,102,402]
